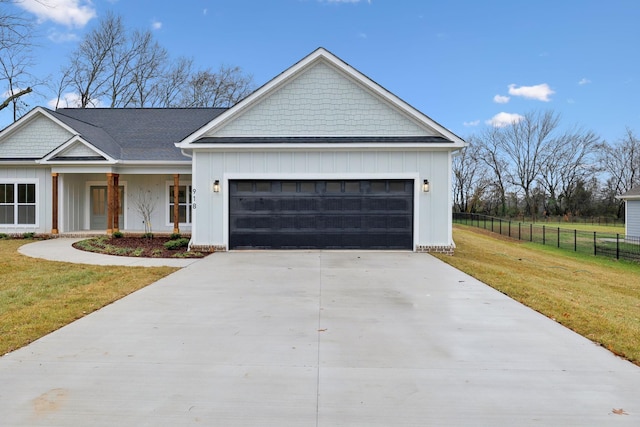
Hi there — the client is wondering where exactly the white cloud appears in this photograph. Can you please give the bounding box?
[578,78,591,85]
[486,112,524,128]
[493,94,510,104]
[16,0,97,28]
[203,9,208,15]
[358,32,367,38]
[507,83,554,102]
[151,20,162,30]
[463,120,480,127]
[48,93,102,109]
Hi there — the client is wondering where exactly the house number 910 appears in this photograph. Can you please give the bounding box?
[192,188,196,209]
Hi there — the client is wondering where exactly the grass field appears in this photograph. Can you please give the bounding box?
[0,239,177,355]
[433,225,640,366]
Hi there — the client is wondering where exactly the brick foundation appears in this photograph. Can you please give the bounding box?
[415,245,455,255]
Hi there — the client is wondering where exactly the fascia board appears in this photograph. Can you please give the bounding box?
[40,135,115,163]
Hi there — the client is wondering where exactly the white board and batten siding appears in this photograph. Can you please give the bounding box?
[190,149,452,251]
[0,166,52,234]
[626,200,640,237]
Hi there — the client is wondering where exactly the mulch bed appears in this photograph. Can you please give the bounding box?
[72,236,208,258]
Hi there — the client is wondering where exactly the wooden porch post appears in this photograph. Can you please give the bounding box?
[113,173,120,232]
[106,173,114,234]
[51,173,59,234]
[173,174,180,234]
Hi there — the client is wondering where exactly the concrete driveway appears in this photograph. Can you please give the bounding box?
[0,251,638,426]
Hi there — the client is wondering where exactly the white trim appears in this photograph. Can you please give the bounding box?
[0,178,40,228]
[221,172,420,251]
[184,142,461,151]
[40,135,116,164]
[164,180,193,227]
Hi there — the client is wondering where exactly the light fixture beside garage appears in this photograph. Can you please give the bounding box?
[213,180,220,193]
[423,179,430,192]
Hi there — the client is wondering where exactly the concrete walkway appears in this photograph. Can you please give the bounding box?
[19,237,201,267]
[1,251,638,426]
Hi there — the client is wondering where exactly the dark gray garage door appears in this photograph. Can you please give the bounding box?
[229,180,413,249]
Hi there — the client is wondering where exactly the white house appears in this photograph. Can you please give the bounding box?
[618,186,640,237]
[0,48,466,252]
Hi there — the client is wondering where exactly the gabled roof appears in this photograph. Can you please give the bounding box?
[618,185,640,200]
[177,47,466,149]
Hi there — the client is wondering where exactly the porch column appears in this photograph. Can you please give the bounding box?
[113,173,120,233]
[106,173,115,234]
[173,174,180,234]
[51,173,59,235]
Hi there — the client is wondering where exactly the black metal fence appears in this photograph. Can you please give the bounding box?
[453,213,640,263]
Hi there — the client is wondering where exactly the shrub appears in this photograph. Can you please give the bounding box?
[169,233,182,240]
[22,232,35,239]
[141,232,154,239]
[0,233,8,239]
[164,238,189,250]
[112,231,124,238]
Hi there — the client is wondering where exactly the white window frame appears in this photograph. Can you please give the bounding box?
[0,179,39,228]
[166,181,193,226]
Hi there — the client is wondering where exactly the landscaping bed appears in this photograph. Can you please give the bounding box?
[73,235,207,258]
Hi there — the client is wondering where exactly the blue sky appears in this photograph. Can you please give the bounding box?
[4,0,640,143]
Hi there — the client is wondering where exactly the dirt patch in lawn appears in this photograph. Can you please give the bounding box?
[72,236,208,258]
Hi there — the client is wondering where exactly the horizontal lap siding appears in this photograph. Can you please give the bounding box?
[627,201,640,237]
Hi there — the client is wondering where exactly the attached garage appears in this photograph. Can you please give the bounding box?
[229,179,414,249]
[176,48,467,253]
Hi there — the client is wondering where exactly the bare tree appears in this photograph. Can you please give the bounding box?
[179,65,254,108]
[61,12,126,107]
[475,127,511,215]
[132,187,157,236]
[598,127,640,217]
[0,1,35,117]
[500,111,560,216]
[452,137,489,213]
[149,56,193,107]
[126,31,169,107]
[538,127,599,215]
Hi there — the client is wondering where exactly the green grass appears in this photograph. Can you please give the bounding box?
[434,225,640,365]
[0,239,177,355]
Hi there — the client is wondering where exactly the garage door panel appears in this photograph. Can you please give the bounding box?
[229,180,413,250]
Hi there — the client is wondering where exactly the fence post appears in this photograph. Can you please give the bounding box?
[593,231,597,256]
[491,218,494,232]
[557,227,560,248]
[543,225,546,245]
[518,222,521,240]
[499,219,502,235]
[574,229,577,252]
[530,224,533,242]
[509,221,511,238]
[616,234,620,260]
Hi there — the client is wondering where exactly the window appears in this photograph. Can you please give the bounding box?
[169,184,192,224]
[0,182,37,226]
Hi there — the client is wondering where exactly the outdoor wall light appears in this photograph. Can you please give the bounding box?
[213,180,220,193]
[423,179,430,193]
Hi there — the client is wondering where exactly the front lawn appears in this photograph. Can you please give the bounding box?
[433,225,640,365]
[0,239,177,355]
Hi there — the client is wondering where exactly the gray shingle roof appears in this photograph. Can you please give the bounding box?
[619,185,640,198]
[51,108,226,161]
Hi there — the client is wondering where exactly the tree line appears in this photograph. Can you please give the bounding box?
[0,6,254,120]
[454,110,640,220]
